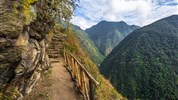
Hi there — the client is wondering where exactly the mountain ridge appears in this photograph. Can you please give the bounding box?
[85,20,139,56]
[100,15,178,99]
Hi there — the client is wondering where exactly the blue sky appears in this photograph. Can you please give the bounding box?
[71,0,178,29]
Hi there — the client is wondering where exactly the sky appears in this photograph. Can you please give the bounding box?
[71,0,178,30]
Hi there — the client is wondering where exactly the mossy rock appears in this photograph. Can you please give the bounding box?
[0,47,22,63]
[0,0,23,39]
[0,46,22,93]
[23,0,38,25]
[29,30,44,41]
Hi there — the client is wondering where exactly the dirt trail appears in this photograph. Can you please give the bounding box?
[24,58,82,100]
[24,33,82,100]
[50,58,82,100]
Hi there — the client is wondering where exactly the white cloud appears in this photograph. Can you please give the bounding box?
[71,16,96,29]
[71,0,178,30]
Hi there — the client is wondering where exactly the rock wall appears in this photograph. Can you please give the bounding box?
[0,0,50,99]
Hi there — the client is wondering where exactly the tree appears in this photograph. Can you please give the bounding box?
[23,0,77,35]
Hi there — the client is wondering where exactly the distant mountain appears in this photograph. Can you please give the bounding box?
[71,25,104,64]
[100,15,178,99]
[85,21,139,56]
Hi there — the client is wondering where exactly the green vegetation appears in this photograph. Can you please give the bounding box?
[100,15,178,99]
[23,0,37,25]
[0,0,76,99]
[54,22,104,64]
[85,21,139,56]
[23,0,76,34]
[63,29,126,100]
[71,25,104,64]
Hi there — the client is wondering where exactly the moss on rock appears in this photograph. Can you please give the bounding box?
[23,0,37,25]
[0,0,23,39]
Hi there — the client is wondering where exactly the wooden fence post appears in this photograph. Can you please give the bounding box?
[68,55,71,70]
[89,80,95,100]
[64,48,66,62]
[75,61,80,87]
[71,58,74,77]
[66,54,69,67]
[84,78,89,100]
[64,53,99,100]
[80,69,85,93]
[73,61,77,80]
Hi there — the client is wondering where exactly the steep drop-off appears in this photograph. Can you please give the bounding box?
[85,21,139,56]
[72,25,104,64]
[63,30,126,100]
[100,15,178,99]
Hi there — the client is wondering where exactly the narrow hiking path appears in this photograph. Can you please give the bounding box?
[24,33,82,100]
[48,33,82,99]
[50,58,82,100]
[24,58,82,100]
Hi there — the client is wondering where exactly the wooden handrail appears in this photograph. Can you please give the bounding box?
[68,53,99,86]
[63,49,99,100]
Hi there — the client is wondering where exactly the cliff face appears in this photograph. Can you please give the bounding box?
[0,0,50,99]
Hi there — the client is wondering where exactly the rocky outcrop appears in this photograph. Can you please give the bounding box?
[0,0,50,99]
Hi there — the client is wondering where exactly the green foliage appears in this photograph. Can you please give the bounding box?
[55,22,104,64]
[85,21,139,56]
[23,0,37,25]
[63,30,126,100]
[100,15,178,99]
[23,0,76,34]
[71,25,104,64]
[64,42,77,53]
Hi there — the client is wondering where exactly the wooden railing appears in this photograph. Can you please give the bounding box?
[64,50,99,100]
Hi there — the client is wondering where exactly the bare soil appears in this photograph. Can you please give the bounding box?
[24,58,82,100]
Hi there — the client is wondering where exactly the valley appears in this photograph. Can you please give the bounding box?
[0,0,178,100]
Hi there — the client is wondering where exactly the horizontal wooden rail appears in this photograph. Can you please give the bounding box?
[63,49,99,100]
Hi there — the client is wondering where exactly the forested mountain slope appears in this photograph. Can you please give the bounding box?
[71,25,104,64]
[85,21,139,56]
[100,15,178,99]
